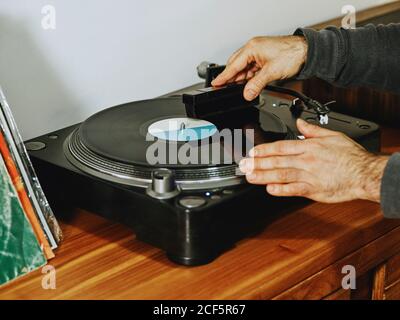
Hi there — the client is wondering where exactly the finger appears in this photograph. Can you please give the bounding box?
[245,69,256,80]
[245,65,259,78]
[227,47,243,64]
[245,169,306,185]
[233,64,259,82]
[243,66,273,101]
[233,70,248,82]
[239,156,303,173]
[266,183,311,197]
[211,52,249,86]
[296,118,338,138]
[249,140,306,158]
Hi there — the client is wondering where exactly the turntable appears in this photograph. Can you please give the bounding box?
[25,64,380,265]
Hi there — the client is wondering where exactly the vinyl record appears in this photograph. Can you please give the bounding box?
[65,96,291,188]
[78,97,289,169]
[74,97,287,168]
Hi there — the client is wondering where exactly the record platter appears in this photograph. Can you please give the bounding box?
[25,64,380,265]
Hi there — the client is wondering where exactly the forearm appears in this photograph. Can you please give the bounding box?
[294,24,400,94]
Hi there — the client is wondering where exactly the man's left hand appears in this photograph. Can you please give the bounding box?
[239,118,389,203]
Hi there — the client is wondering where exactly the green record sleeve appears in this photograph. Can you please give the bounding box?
[0,153,47,287]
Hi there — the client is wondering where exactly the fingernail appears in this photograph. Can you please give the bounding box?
[268,185,276,192]
[297,118,307,125]
[249,148,258,157]
[247,173,257,180]
[239,159,249,172]
[245,89,256,100]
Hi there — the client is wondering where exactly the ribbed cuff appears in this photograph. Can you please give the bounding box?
[293,28,319,80]
[381,153,400,219]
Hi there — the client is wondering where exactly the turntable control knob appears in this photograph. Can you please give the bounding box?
[146,169,180,199]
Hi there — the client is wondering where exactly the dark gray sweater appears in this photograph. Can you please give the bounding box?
[294,24,400,218]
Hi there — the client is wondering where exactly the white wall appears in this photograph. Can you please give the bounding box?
[0,0,390,139]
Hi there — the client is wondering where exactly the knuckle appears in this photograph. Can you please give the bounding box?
[333,132,347,141]
[277,170,288,181]
[250,77,264,91]
[308,140,322,149]
[269,157,279,168]
[274,142,285,154]
[247,37,260,47]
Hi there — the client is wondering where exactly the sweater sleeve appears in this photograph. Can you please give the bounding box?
[294,24,400,95]
[294,24,400,218]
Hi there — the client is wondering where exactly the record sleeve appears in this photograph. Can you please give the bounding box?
[0,86,62,247]
[0,131,54,259]
[0,153,47,286]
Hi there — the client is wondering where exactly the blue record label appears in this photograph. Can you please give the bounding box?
[148,118,217,142]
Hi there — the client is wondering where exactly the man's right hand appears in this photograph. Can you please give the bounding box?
[211,36,308,101]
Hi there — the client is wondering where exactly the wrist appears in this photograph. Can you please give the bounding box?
[356,155,389,202]
[291,35,308,74]
[294,36,308,65]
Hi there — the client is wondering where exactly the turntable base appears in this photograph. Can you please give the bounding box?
[25,85,380,265]
[28,120,285,265]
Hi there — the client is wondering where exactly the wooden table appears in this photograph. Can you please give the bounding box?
[1,127,400,300]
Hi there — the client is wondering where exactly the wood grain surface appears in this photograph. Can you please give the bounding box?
[385,279,400,299]
[385,253,400,286]
[0,126,399,300]
[372,263,387,300]
[310,1,400,30]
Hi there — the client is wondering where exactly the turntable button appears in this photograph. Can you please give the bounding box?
[179,196,206,209]
[25,141,46,151]
[222,189,234,195]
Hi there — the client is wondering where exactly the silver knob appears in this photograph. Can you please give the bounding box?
[146,169,180,199]
[197,61,216,79]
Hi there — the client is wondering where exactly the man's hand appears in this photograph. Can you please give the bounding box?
[239,119,389,203]
[212,36,308,101]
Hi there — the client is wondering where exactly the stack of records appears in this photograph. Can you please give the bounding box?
[0,86,62,286]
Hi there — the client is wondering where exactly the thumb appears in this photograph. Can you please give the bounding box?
[243,67,273,101]
[296,118,336,138]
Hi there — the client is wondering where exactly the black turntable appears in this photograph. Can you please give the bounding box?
[25,64,380,265]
